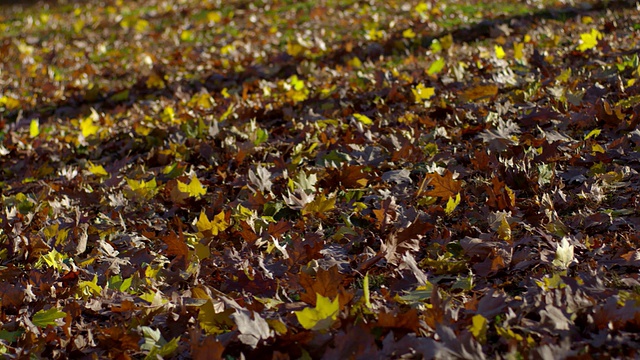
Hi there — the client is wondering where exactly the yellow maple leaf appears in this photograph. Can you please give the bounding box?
[577,28,603,52]
[402,28,416,39]
[87,161,108,177]
[470,314,488,344]
[177,175,206,199]
[295,294,339,331]
[196,211,229,236]
[126,177,158,199]
[444,193,461,215]
[412,83,435,103]
[495,45,505,59]
[80,111,100,138]
[302,194,336,216]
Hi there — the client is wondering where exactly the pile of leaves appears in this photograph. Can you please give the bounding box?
[2,0,640,358]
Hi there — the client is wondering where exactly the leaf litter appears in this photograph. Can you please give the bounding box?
[2,0,640,358]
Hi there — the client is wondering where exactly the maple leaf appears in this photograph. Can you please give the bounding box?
[177,175,207,199]
[32,308,66,328]
[421,170,462,200]
[577,28,602,52]
[412,83,435,103]
[301,194,336,216]
[80,108,100,138]
[427,57,445,76]
[552,237,574,269]
[231,310,273,348]
[295,294,340,331]
[196,211,229,237]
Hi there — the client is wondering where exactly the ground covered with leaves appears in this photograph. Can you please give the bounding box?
[2,0,640,358]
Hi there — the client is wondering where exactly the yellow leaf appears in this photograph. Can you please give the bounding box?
[161,106,175,123]
[577,28,603,52]
[497,217,511,242]
[180,29,194,42]
[402,28,416,39]
[470,314,488,344]
[302,194,336,216]
[80,116,99,138]
[427,57,445,76]
[353,113,373,125]
[0,95,21,110]
[30,119,40,138]
[584,128,601,140]
[196,211,229,236]
[177,175,206,199]
[514,42,524,60]
[444,193,461,215]
[295,294,339,331]
[495,45,505,59]
[189,92,215,110]
[87,161,109,177]
[146,73,165,89]
[207,11,222,23]
[77,274,102,298]
[134,19,149,33]
[363,273,372,309]
[126,177,158,199]
[286,41,304,57]
[347,56,362,68]
[412,83,435,103]
[73,19,84,33]
[439,34,453,50]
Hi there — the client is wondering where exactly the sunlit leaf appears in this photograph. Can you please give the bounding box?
[302,194,336,216]
[32,308,66,328]
[402,28,416,39]
[577,28,603,52]
[444,193,461,215]
[469,314,488,344]
[80,111,100,138]
[552,237,574,269]
[427,57,445,76]
[295,294,339,331]
[30,119,40,138]
[412,83,435,103]
[87,161,108,177]
[196,211,229,236]
[353,113,373,125]
[177,175,207,199]
[495,45,505,59]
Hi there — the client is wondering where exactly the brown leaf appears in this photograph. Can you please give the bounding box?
[422,170,461,200]
[161,232,189,270]
[190,333,225,360]
[299,266,352,308]
[459,84,498,102]
[377,309,420,333]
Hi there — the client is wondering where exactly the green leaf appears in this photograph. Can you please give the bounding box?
[427,57,445,76]
[32,308,66,328]
[295,294,340,331]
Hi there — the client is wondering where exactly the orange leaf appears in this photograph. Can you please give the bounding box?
[422,171,461,199]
